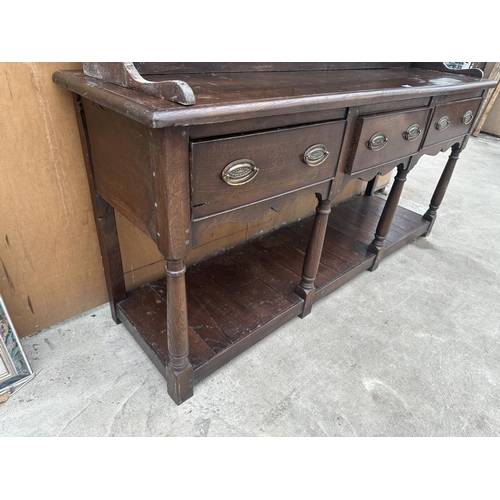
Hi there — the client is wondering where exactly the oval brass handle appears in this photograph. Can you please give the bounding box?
[367,132,388,151]
[221,159,259,186]
[462,110,474,125]
[302,144,330,166]
[435,116,450,131]
[403,123,421,141]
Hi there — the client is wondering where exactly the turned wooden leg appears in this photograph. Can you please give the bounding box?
[73,94,126,323]
[165,259,194,405]
[295,198,332,318]
[368,164,409,271]
[423,144,462,236]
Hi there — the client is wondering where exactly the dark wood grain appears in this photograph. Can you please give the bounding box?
[289,220,371,266]
[368,165,410,270]
[135,62,412,75]
[424,98,482,147]
[186,266,262,339]
[190,97,429,140]
[329,197,426,247]
[53,68,496,128]
[61,63,497,405]
[197,254,294,320]
[191,121,345,218]
[190,181,332,246]
[347,107,432,174]
[423,144,462,235]
[228,245,302,304]
[81,98,156,239]
[190,108,347,139]
[149,278,234,354]
[341,195,410,237]
[289,228,355,290]
[346,195,424,236]
[144,69,487,105]
[294,198,333,316]
[73,95,127,323]
[83,62,196,105]
[115,194,429,388]
[351,195,424,227]
[251,232,333,290]
[328,205,381,237]
[152,127,192,259]
[328,213,388,245]
[118,285,214,369]
[151,127,194,404]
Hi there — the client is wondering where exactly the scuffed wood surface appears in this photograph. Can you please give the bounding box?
[134,62,411,74]
[1,65,369,340]
[116,195,428,378]
[53,68,496,128]
[83,62,196,105]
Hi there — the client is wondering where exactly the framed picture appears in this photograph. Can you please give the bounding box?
[0,295,34,396]
[0,336,17,383]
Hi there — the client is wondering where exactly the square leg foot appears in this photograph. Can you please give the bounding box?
[295,285,316,318]
[166,365,194,405]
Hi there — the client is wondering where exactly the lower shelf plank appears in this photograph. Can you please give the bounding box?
[116,196,430,387]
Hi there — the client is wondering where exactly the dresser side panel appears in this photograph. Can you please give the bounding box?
[82,98,156,239]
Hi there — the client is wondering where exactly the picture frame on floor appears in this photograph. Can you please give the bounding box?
[0,295,34,396]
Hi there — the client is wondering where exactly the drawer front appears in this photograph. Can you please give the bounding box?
[423,97,482,147]
[347,107,432,174]
[191,121,345,219]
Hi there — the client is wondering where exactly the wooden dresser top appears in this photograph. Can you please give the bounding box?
[53,64,497,128]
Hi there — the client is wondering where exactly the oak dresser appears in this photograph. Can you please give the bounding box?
[53,62,497,404]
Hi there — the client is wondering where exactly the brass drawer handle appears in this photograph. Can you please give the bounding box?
[221,159,259,186]
[367,132,388,151]
[302,144,330,166]
[403,123,421,141]
[462,110,474,125]
[435,116,450,131]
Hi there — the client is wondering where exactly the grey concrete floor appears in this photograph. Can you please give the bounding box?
[1,134,499,437]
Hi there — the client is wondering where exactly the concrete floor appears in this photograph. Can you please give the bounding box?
[1,134,499,437]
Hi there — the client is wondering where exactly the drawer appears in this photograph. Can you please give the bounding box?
[347,107,432,175]
[423,97,482,147]
[190,121,346,219]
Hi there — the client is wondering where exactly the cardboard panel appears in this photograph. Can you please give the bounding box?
[483,93,500,136]
[0,63,107,337]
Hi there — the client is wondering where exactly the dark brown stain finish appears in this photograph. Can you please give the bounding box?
[53,62,498,405]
